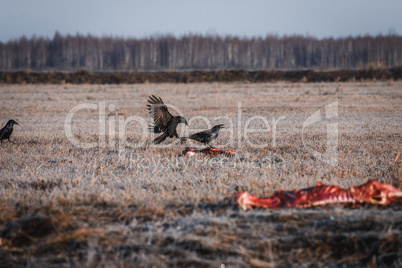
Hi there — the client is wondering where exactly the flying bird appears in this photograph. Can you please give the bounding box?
[0,119,18,143]
[181,124,225,147]
[147,95,188,144]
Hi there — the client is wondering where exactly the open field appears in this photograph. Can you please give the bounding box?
[0,81,401,267]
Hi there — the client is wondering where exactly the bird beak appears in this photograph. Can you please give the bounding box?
[185,121,188,126]
[15,122,19,125]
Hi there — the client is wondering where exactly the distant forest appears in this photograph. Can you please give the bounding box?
[0,32,401,71]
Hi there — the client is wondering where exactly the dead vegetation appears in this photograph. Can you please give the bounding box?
[0,81,401,267]
[1,67,402,84]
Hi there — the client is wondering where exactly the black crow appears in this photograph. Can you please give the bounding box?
[0,119,18,143]
[182,124,225,147]
[147,95,188,144]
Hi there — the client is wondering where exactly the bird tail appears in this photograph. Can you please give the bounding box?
[149,125,161,133]
[153,133,168,144]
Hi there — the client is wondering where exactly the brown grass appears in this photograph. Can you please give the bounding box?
[0,81,401,267]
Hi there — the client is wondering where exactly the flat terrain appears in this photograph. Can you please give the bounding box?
[0,81,401,267]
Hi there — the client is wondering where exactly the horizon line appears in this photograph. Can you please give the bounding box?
[1,29,401,43]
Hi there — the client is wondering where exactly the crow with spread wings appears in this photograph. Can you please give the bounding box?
[147,95,188,144]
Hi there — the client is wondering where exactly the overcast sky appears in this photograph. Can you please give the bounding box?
[1,0,401,42]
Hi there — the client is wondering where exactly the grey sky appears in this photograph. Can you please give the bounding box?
[1,0,401,42]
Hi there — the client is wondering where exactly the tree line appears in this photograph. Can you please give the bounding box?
[0,32,401,71]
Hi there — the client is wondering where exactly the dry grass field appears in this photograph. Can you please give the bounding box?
[0,81,401,267]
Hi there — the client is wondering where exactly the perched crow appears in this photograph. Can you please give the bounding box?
[182,124,225,147]
[147,95,188,144]
[0,119,18,143]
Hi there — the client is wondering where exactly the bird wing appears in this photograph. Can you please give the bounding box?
[147,95,173,132]
[189,131,205,139]
[189,129,212,142]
